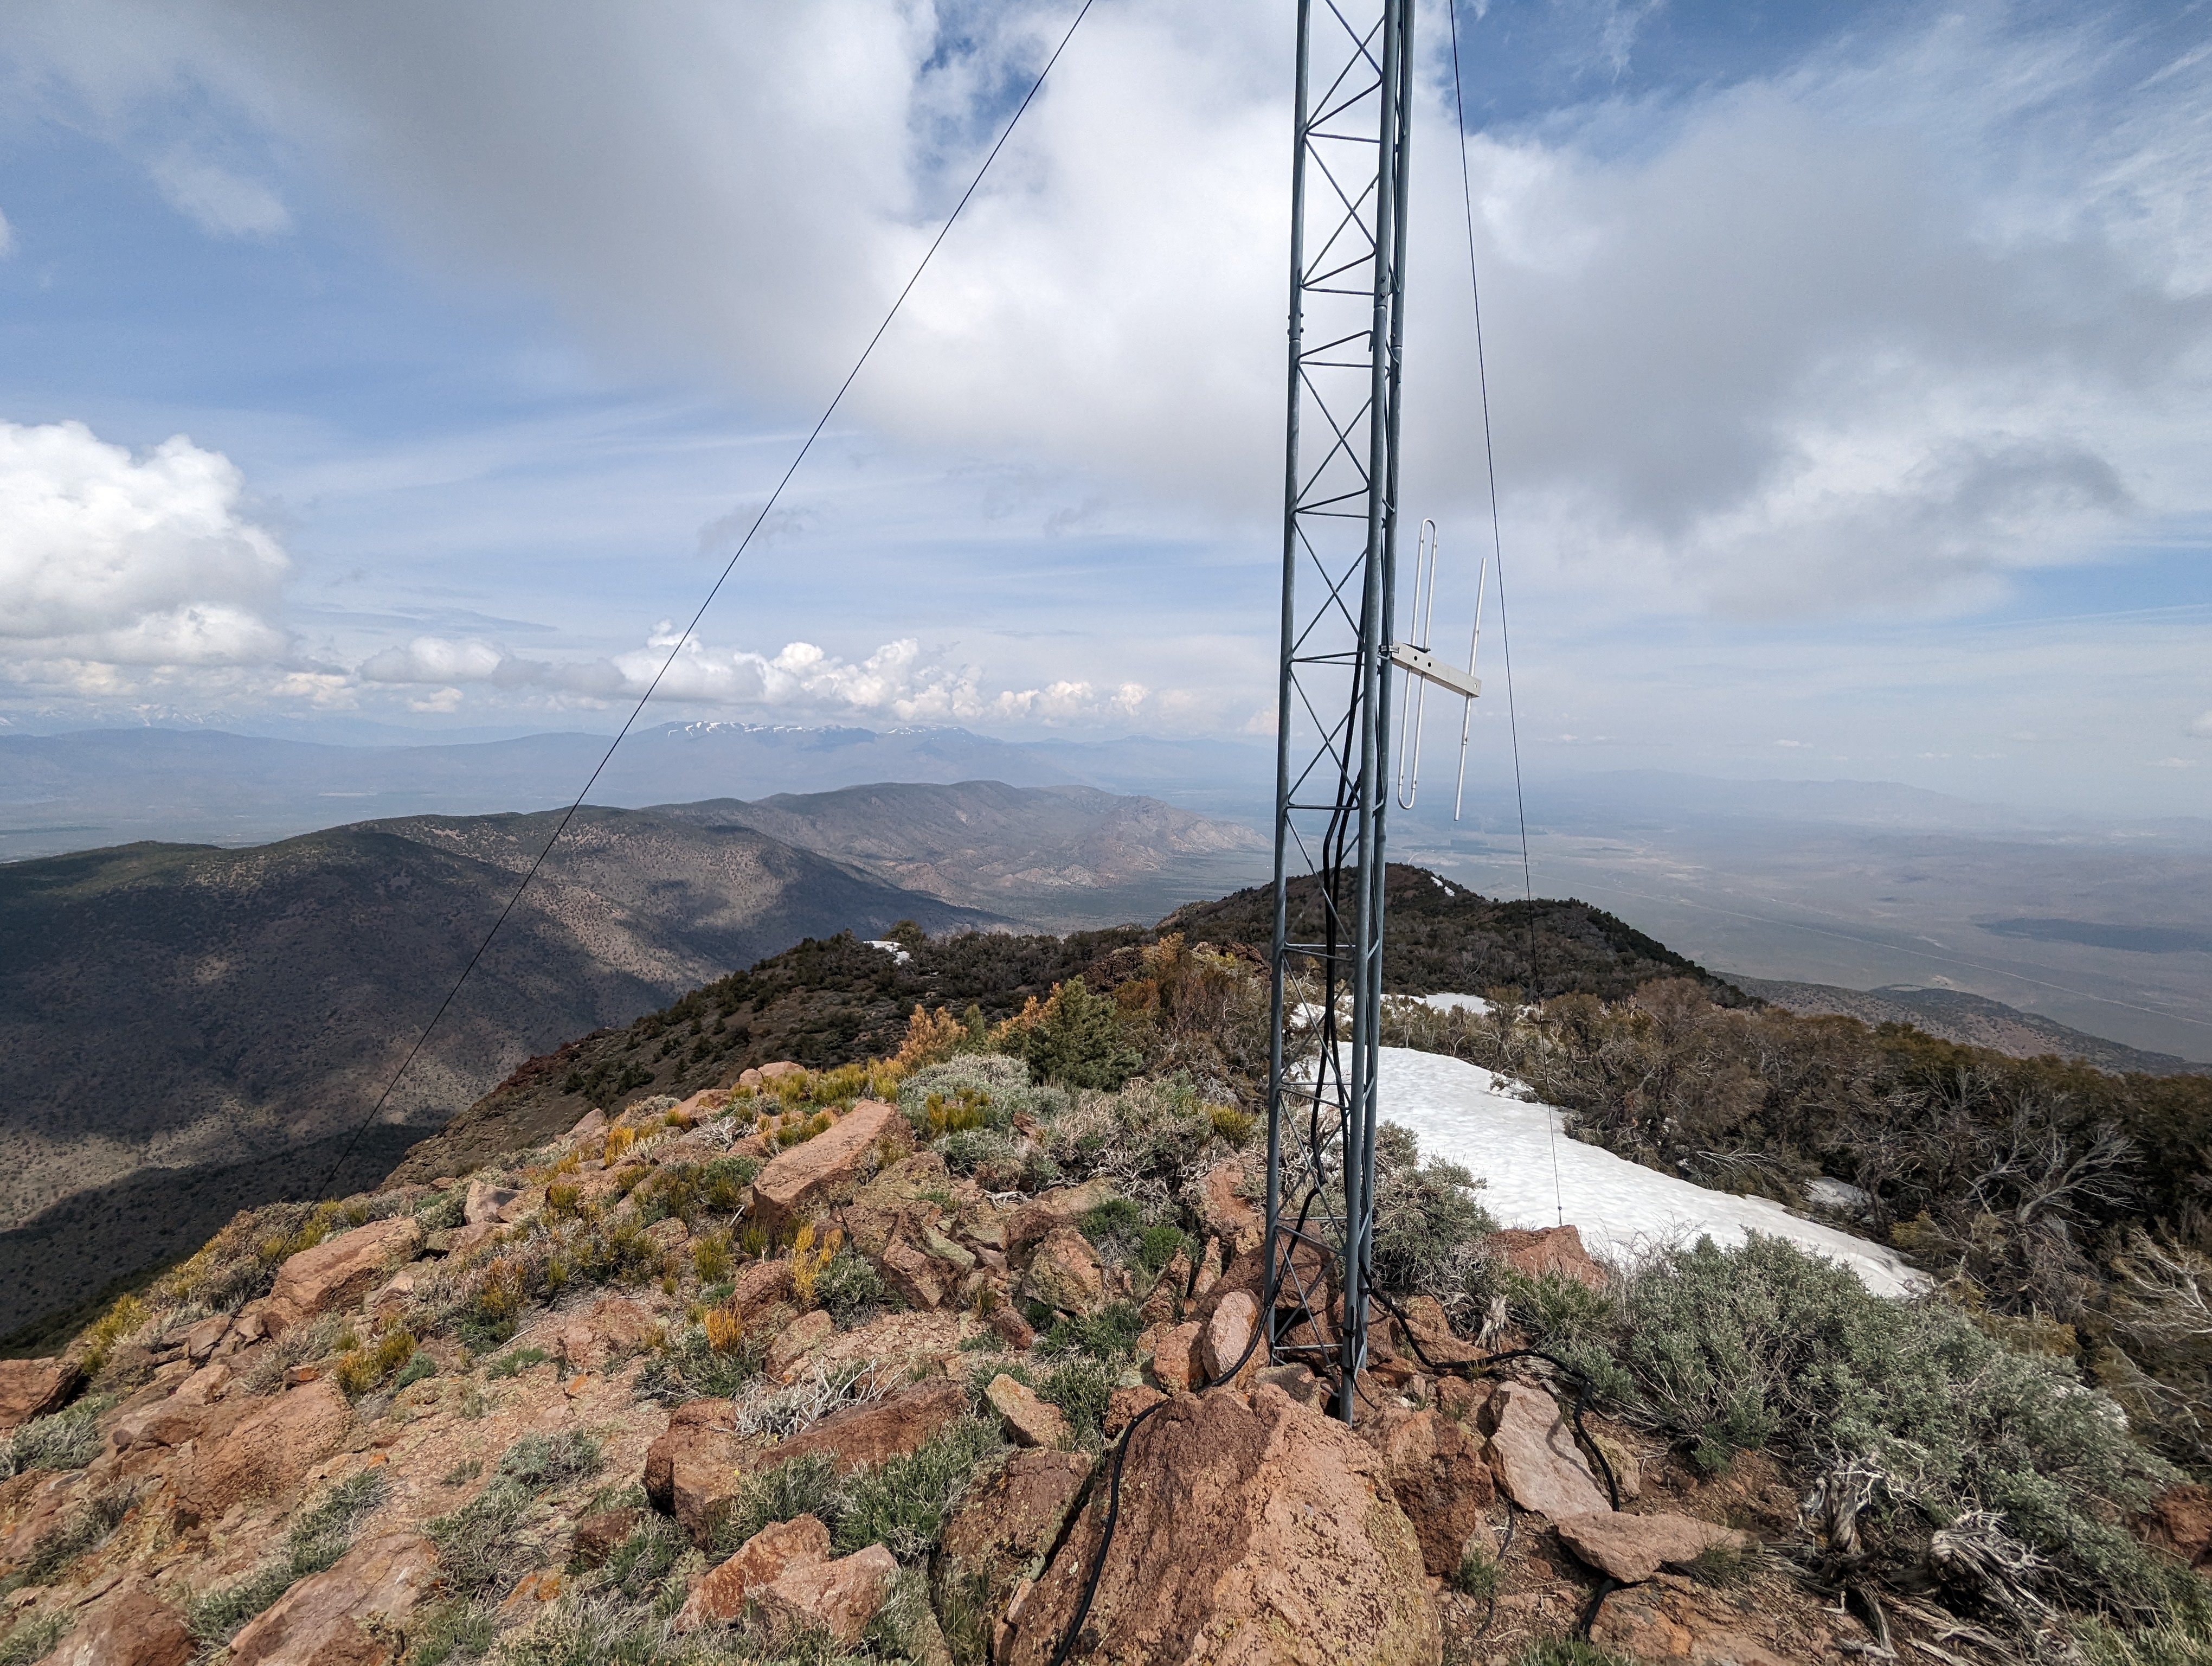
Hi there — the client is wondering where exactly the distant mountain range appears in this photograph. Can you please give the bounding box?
[1731,977,2199,1076]
[0,722,1276,861]
[0,779,1261,1340]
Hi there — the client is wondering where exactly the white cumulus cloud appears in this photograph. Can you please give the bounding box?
[0,419,292,665]
[149,152,291,238]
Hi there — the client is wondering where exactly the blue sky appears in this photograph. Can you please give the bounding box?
[2,0,2209,816]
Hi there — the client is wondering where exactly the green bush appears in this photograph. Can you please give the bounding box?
[485,1346,551,1380]
[1039,1361,1117,1442]
[813,1249,891,1326]
[898,1056,1035,1132]
[3,1486,136,1595]
[426,1479,535,1603]
[712,1451,843,1558]
[1366,1122,1496,1304]
[836,1418,1005,1562]
[1555,1234,2198,1625]
[1039,1301,1144,1363]
[393,1350,439,1392]
[1078,1199,1144,1242]
[1002,979,1143,1092]
[634,1323,763,1405]
[498,1431,602,1492]
[0,1613,67,1666]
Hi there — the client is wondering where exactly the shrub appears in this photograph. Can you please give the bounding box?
[712,1452,843,1558]
[393,1350,439,1392]
[1078,1198,1144,1242]
[2,1396,114,1479]
[426,1479,537,1603]
[814,1248,891,1326]
[634,1323,763,1404]
[995,979,1143,1091]
[0,1614,67,1666]
[1039,1361,1117,1442]
[400,1600,496,1665]
[1039,1302,1144,1363]
[1208,1104,1258,1146]
[1451,1543,1500,1601]
[899,1056,1035,1133]
[335,1328,417,1398]
[3,1485,136,1594]
[691,1233,732,1284]
[1558,1234,2198,1625]
[594,1511,691,1605]
[1138,1223,1187,1275]
[485,1346,551,1380]
[1366,1122,1496,1306]
[836,1418,1005,1561]
[497,1431,602,1492]
[189,1471,388,1643]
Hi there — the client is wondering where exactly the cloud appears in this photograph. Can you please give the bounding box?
[0,419,292,664]
[0,207,14,257]
[148,152,291,237]
[359,626,1151,726]
[2191,711,2212,738]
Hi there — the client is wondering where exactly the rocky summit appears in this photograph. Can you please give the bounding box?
[0,937,2205,1666]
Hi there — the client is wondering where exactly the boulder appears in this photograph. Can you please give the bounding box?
[571,1508,642,1569]
[1022,1228,1104,1316]
[175,1379,353,1521]
[942,1449,1092,1605]
[463,1178,516,1225]
[777,1380,968,1474]
[1199,1291,1260,1387]
[987,1375,1069,1450]
[764,1309,834,1383]
[1149,1321,1201,1392]
[808,1310,962,1383]
[227,1532,437,1666]
[1590,1581,1806,1666]
[1195,1158,1264,1256]
[1481,1381,1607,1520]
[726,1259,795,1327]
[0,1359,78,1432]
[263,1217,423,1337]
[552,1296,654,1372]
[1555,1510,1753,1584]
[750,1099,911,1241]
[1486,1225,1605,1293]
[45,1583,194,1666]
[1106,1385,1166,1437]
[183,1313,234,1365]
[110,1397,214,1454]
[568,1107,607,1140]
[999,1384,1440,1666]
[988,1303,1038,1351]
[644,1400,746,1546]
[754,1543,899,1648]
[1373,1409,1494,1577]
[882,1235,949,1311]
[674,1513,831,1633]
[1005,1180,1121,1265]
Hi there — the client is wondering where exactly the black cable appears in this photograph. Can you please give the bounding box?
[312,0,1100,1200]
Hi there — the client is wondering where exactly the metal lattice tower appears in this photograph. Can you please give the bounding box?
[1262,0,1418,1423]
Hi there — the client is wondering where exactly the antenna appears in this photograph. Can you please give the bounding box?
[1393,517,1487,817]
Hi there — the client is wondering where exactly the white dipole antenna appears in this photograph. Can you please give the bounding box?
[1395,519,1441,810]
[1452,550,1489,821]
[1387,521,1484,819]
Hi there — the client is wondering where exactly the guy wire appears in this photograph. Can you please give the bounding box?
[1446,0,1560,1226]
[312,0,1100,1199]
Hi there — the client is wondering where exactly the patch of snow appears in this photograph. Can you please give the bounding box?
[862,939,912,965]
[1379,1047,1925,1297]
[1416,992,1493,1017]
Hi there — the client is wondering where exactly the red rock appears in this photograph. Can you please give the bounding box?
[882,1234,948,1311]
[942,1450,1092,1603]
[726,1259,794,1325]
[568,1107,607,1139]
[1481,1381,1607,1520]
[1106,1385,1166,1437]
[0,1359,78,1433]
[764,1309,833,1382]
[1555,1510,1752,1584]
[571,1507,641,1568]
[1199,1290,1260,1386]
[999,1384,1440,1666]
[109,1397,214,1453]
[674,1514,831,1633]
[1149,1321,1201,1392]
[644,1400,745,1546]
[2143,1483,2212,1569]
[552,1296,654,1372]
[1591,1581,1804,1666]
[227,1532,436,1666]
[750,1099,911,1241]
[777,1380,968,1473]
[808,1310,961,1382]
[175,1379,353,1521]
[184,1314,234,1364]
[1374,1409,1495,1577]
[1022,1227,1104,1316]
[987,1374,1069,1449]
[263,1217,423,1337]
[1486,1225,1606,1292]
[1005,1178,1120,1263]
[988,1302,1037,1351]
[754,1543,899,1648]
[1195,1158,1264,1256]
[45,1582,194,1666]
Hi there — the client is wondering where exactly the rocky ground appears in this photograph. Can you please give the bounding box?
[0,1020,2203,1665]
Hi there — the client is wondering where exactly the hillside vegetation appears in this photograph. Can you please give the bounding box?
[0,891,2204,1666]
